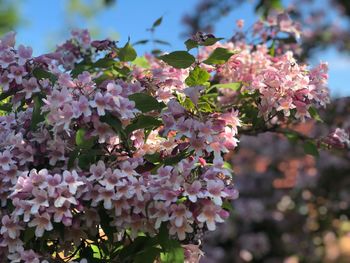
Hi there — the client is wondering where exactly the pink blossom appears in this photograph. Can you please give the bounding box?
[51,202,72,224]
[28,212,53,237]
[0,150,14,170]
[113,198,130,216]
[0,31,16,49]
[206,180,229,206]
[149,201,170,229]
[170,203,192,228]
[1,215,22,239]
[276,97,295,116]
[62,170,84,194]
[92,120,114,143]
[0,49,15,68]
[197,201,224,231]
[54,187,77,208]
[20,249,40,263]
[89,160,107,181]
[17,144,35,165]
[40,173,61,197]
[0,71,12,91]
[183,86,203,104]
[89,92,111,116]
[58,73,76,88]
[72,96,92,118]
[183,180,202,202]
[29,188,49,214]
[96,186,116,209]
[169,220,193,240]
[7,65,26,84]
[17,45,33,65]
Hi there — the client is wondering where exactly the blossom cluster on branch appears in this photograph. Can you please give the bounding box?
[0,14,343,263]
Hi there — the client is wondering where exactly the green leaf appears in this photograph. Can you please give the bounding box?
[202,37,224,46]
[164,150,193,166]
[269,40,275,57]
[184,37,224,50]
[185,66,210,86]
[158,51,195,69]
[133,39,149,45]
[68,148,79,169]
[91,245,102,259]
[128,93,166,113]
[33,68,57,83]
[23,227,35,243]
[80,246,94,260]
[222,200,234,212]
[154,39,171,46]
[118,41,137,62]
[113,66,131,77]
[181,97,195,112]
[197,101,214,113]
[132,56,151,69]
[160,243,184,263]
[76,129,95,149]
[303,140,319,157]
[30,95,45,131]
[184,39,198,51]
[100,112,124,135]
[203,47,235,65]
[134,247,162,263]
[223,161,233,171]
[125,115,162,135]
[78,153,96,170]
[144,152,161,163]
[71,59,93,77]
[209,82,241,91]
[152,16,163,28]
[158,224,184,263]
[285,131,299,143]
[0,103,12,112]
[308,106,323,123]
[94,57,116,68]
[0,89,16,101]
[118,236,154,260]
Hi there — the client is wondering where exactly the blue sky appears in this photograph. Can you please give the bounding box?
[14,0,350,97]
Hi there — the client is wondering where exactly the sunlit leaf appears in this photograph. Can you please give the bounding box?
[159,51,195,69]
[203,47,236,65]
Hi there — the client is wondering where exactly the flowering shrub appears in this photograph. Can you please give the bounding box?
[0,14,339,262]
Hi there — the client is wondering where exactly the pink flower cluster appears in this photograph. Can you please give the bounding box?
[0,13,333,262]
[201,41,329,121]
[196,13,329,123]
[0,30,239,262]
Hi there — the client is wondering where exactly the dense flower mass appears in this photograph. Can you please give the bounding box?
[200,42,329,122]
[0,13,335,263]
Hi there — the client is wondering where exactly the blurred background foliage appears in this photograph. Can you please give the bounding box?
[0,0,20,34]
